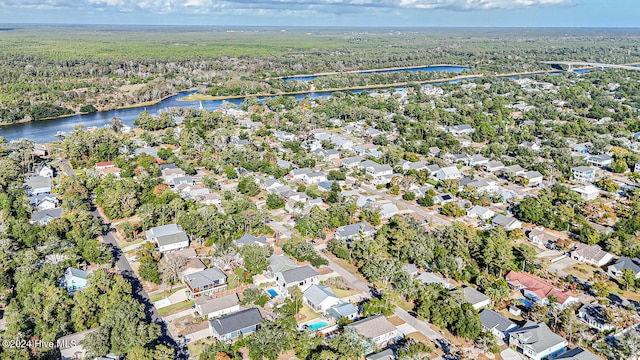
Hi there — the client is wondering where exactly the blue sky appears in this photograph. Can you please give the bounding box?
[0,0,638,27]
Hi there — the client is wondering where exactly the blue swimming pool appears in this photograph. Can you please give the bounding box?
[518,298,534,308]
[267,289,278,297]
[307,321,328,330]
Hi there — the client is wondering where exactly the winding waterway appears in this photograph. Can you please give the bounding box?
[0,66,595,143]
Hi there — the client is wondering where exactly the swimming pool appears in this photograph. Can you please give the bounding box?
[307,321,328,330]
[267,289,278,297]
[518,298,534,308]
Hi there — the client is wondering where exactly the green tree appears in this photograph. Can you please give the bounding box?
[622,268,636,291]
[237,176,260,196]
[266,193,285,210]
[239,243,272,275]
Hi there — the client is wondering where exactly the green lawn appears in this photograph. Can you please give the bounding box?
[187,339,215,358]
[158,301,194,316]
[149,286,186,303]
[329,285,361,298]
[296,303,320,323]
[116,236,145,250]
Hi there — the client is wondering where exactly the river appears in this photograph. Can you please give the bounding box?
[0,66,597,143]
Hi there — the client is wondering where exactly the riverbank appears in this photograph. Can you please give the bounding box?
[0,88,201,128]
[179,74,484,102]
[270,63,472,80]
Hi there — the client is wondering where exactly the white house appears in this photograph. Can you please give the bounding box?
[145,224,190,253]
[572,185,601,201]
[303,285,342,313]
[462,286,491,310]
[346,315,401,347]
[509,321,567,360]
[275,265,320,296]
[435,166,462,181]
[194,293,240,319]
[479,309,519,340]
[571,243,614,267]
[571,166,598,184]
[522,171,543,187]
[492,214,522,231]
[466,205,496,220]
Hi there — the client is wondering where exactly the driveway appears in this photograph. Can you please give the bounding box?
[548,256,578,278]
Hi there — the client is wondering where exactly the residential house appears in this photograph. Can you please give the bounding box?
[425,164,441,174]
[635,161,640,173]
[234,234,267,247]
[380,203,400,218]
[554,347,601,360]
[466,205,496,220]
[31,207,63,225]
[327,302,358,321]
[509,321,567,360]
[586,154,613,168]
[334,222,376,244]
[435,166,462,181]
[572,185,601,201]
[412,185,435,198]
[462,286,491,310]
[365,163,393,184]
[573,143,590,154]
[303,171,328,185]
[576,303,614,332]
[287,168,313,181]
[276,159,293,170]
[303,285,342,313]
[161,166,186,183]
[29,193,58,211]
[181,258,207,276]
[479,309,518,341]
[145,224,190,253]
[506,271,578,308]
[571,243,614,267]
[607,257,640,279]
[35,162,55,178]
[170,175,194,188]
[417,272,454,290]
[194,293,240,319]
[450,153,469,164]
[275,265,320,296]
[446,124,475,136]
[342,156,365,169]
[366,349,395,360]
[503,165,527,178]
[520,141,541,152]
[274,131,297,142]
[528,227,559,247]
[95,161,115,171]
[24,175,52,196]
[57,328,97,360]
[433,193,454,205]
[61,267,90,294]
[208,308,262,342]
[522,171,544,187]
[183,267,228,298]
[267,254,297,276]
[484,160,505,173]
[403,161,428,172]
[467,154,489,167]
[492,214,522,231]
[346,315,401,347]
[571,166,598,184]
[466,178,498,193]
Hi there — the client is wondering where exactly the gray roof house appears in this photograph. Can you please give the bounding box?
[346,315,401,347]
[145,224,190,253]
[508,321,567,360]
[554,347,602,360]
[267,254,297,275]
[479,309,519,340]
[417,272,454,290]
[275,265,320,296]
[31,207,63,225]
[492,214,522,231]
[208,307,262,342]
[24,175,52,196]
[303,284,341,313]
[183,267,227,299]
[334,222,376,243]
[462,286,491,310]
[607,257,640,279]
[234,234,267,247]
[342,155,365,169]
[466,205,496,220]
[577,303,614,332]
[327,302,358,321]
[570,243,613,267]
[194,293,241,319]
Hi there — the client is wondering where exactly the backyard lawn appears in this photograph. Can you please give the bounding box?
[158,301,193,316]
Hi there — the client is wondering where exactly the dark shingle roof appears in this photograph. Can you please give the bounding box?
[208,308,262,336]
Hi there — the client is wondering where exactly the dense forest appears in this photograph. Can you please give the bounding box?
[1,26,640,124]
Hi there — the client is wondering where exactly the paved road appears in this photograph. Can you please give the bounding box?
[358,183,452,227]
[93,209,185,357]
